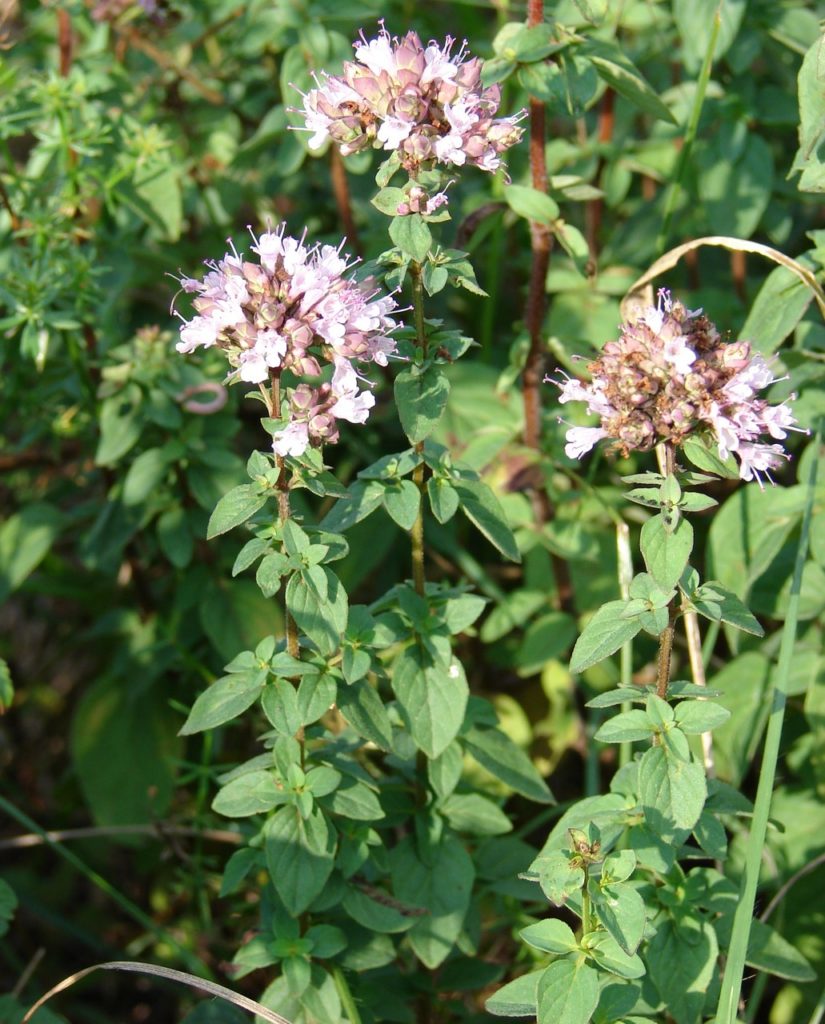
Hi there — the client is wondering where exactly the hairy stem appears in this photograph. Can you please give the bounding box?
[409,260,428,597]
[656,604,677,701]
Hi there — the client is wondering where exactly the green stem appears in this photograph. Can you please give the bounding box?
[409,260,428,597]
[581,867,593,934]
[332,966,362,1024]
[655,445,678,701]
[657,10,721,252]
[616,521,634,767]
[713,437,819,1024]
[265,373,300,660]
[807,983,825,1024]
[0,796,207,977]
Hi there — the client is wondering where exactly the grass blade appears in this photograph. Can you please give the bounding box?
[713,437,820,1024]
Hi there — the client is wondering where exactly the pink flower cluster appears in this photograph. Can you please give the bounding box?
[550,290,805,486]
[297,26,525,177]
[174,225,399,457]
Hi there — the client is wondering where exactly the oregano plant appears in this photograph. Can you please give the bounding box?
[486,291,815,1024]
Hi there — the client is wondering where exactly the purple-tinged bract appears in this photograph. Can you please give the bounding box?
[549,289,807,486]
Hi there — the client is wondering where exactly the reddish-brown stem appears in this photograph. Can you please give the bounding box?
[522,0,551,454]
[0,177,20,232]
[585,89,615,258]
[57,8,73,76]
[731,249,746,302]
[330,148,362,257]
[520,2,573,610]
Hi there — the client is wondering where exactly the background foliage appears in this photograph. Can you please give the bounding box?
[1,1,824,1022]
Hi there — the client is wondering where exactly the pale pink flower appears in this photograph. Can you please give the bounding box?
[173,224,399,456]
[294,26,525,184]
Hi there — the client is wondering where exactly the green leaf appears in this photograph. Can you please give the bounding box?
[133,161,183,241]
[255,552,290,598]
[213,770,286,817]
[319,479,386,531]
[122,447,171,505]
[265,805,336,915]
[708,484,806,598]
[180,671,266,735]
[71,676,181,826]
[337,678,393,750]
[207,485,268,539]
[286,565,347,656]
[692,581,764,635]
[698,133,773,238]
[394,364,451,443]
[219,847,260,897]
[454,478,521,562]
[441,793,512,836]
[341,889,417,934]
[586,933,645,979]
[96,387,142,465]
[389,214,432,262]
[792,38,825,193]
[746,919,816,982]
[537,958,600,1024]
[323,777,385,821]
[157,506,194,568]
[646,917,718,1024]
[383,479,421,531]
[261,679,303,736]
[199,582,280,663]
[569,601,643,674]
[520,919,578,954]
[739,264,814,355]
[594,709,654,744]
[371,186,407,215]
[638,746,707,837]
[0,502,61,602]
[681,436,739,479]
[428,743,463,801]
[504,184,560,224]
[0,879,17,938]
[297,672,337,726]
[584,40,676,124]
[673,700,730,734]
[593,883,646,955]
[427,478,460,523]
[392,649,468,759]
[533,849,585,905]
[390,835,474,968]
[464,726,554,803]
[640,514,693,591]
[486,970,542,1017]
[674,0,746,73]
[0,658,12,713]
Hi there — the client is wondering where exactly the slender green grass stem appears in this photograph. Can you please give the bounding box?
[616,521,634,767]
[657,11,721,252]
[807,983,825,1024]
[0,796,207,977]
[409,261,428,597]
[713,440,819,1024]
[332,966,363,1024]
